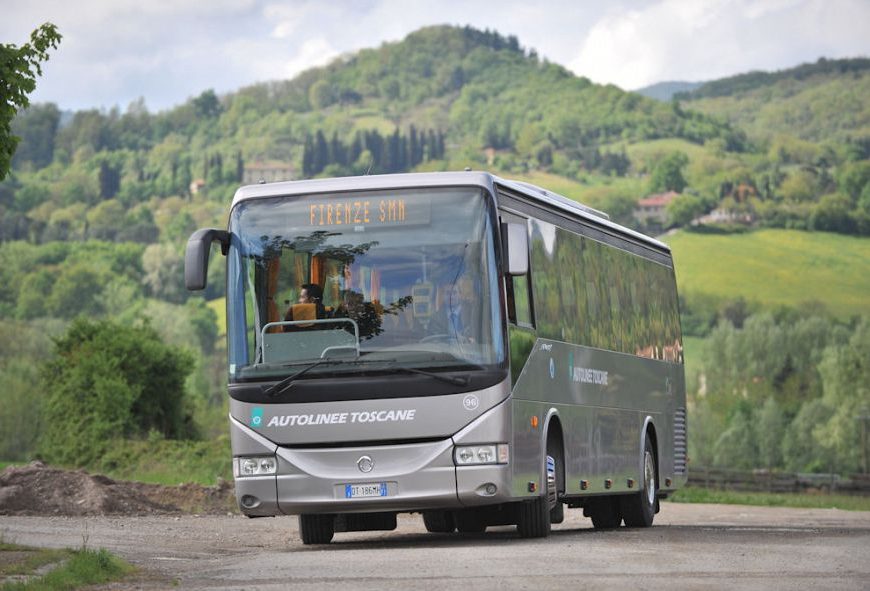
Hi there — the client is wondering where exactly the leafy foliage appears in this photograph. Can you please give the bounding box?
[690,313,869,474]
[38,318,196,466]
[0,23,61,180]
[649,151,689,193]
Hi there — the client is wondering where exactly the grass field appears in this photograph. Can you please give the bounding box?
[668,487,870,512]
[664,229,870,319]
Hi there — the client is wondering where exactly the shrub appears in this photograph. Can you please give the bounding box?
[38,318,196,466]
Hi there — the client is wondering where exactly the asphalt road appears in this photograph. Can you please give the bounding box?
[2,503,869,590]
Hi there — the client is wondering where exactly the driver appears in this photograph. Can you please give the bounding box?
[431,278,475,341]
[283,283,326,330]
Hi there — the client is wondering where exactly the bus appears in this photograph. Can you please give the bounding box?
[185,171,687,544]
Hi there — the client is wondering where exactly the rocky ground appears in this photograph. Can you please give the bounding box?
[0,462,236,516]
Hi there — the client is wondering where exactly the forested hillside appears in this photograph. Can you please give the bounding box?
[678,58,870,145]
[1,25,868,478]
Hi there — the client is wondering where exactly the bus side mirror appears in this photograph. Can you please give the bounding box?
[503,222,528,276]
[185,228,230,291]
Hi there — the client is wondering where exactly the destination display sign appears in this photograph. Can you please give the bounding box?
[307,196,431,228]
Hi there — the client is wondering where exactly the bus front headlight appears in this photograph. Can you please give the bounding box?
[236,456,277,477]
[454,444,509,465]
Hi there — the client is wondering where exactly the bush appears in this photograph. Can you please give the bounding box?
[38,318,196,466]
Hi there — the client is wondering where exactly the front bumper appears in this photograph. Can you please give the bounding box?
[230,399,515,516]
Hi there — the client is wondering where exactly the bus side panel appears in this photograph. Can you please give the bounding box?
[510,338,677,497]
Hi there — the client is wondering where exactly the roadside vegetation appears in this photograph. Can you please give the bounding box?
[668,487,870,512]
[0,542,133,590]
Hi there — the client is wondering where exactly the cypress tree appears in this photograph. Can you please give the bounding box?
[302,134,314,177]
[313,130,328,175]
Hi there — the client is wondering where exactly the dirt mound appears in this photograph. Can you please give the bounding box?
[0,462,236,516]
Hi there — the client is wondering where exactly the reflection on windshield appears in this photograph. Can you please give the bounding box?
[226,187,504,381]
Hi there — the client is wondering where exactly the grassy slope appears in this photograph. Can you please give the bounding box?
[664,229,870,319]
[684,72,870,142]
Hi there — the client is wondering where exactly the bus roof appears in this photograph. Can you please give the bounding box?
[230,171,670,253]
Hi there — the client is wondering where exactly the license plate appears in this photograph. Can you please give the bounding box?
[345,483,388,498]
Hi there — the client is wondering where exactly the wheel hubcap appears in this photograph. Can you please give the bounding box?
[644,451,656,506]
[546,454,557,507]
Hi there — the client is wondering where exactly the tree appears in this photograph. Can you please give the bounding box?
[814,319,870,474]
[666,193,705,227]
[809,194,854,233]
[756,396,786,470]
[308,80,334,110]
[46,262,106,318]
[142,242,186,303]
[648,151,689,194]
[192,89,221,119]
[782,399,835,472]
[713,401,757,469]
[10,102,60,171]
[1,23,62,179]
[38,318,195,466]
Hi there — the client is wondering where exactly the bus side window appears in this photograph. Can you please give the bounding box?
[501,211,534,328]
[512,274,533,327]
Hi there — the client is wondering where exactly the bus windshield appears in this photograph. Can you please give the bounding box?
[226,186,505,382]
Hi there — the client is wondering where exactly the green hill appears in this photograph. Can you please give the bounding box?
[677,58,870,144]
[664,229,870,319]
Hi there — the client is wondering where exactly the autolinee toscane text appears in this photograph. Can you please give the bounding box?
[266,409,417,427]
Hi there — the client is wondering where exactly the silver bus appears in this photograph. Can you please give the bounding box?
[185,171,687,544]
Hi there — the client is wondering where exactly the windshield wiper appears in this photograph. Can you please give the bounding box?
[263,357,397,397]
[386,365,470,386]
[264,359,339,397]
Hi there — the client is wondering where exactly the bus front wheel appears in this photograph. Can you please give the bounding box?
[516,436,559,538]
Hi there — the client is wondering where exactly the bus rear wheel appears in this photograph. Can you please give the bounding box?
[621,434,657,527]
[299,514,335,544]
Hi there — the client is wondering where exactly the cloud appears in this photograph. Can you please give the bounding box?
[1,0,868,110]
[570,0,870,89]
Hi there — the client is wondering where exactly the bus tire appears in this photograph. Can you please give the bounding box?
[517,434,557,538]
[586,496,622,529]
[423,510,456,533]
[299,514,335,544]
[621,433,657,527]
[516,495,550,538]
[548,436,565,524]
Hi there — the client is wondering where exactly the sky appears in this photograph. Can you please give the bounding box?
[2,0,869,113]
